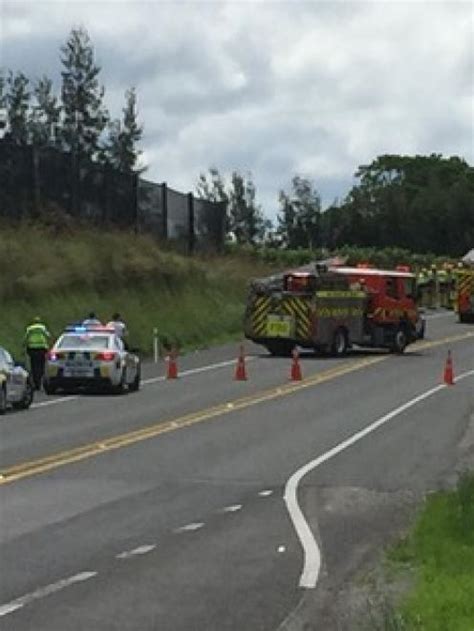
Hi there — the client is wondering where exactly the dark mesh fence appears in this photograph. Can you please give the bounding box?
[194,197,226,252]
[137,179,166,240]
[0,140,226,252]
[167,186,190,252]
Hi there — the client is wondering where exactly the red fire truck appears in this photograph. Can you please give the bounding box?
[454,268,474,323]
[244,263,421,356]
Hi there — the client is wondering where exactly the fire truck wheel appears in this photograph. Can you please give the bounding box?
[265,341,295,357]
[392,327,408,354]
[331,328,348,357]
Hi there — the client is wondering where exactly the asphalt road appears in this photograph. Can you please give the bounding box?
[0,312,473,631]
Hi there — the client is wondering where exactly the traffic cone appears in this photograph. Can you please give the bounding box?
[290,348,303,381]
[166,348,178,379]
[443,350,454,386]
[234,345,247,381]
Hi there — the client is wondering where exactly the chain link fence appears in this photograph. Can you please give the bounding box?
[0,141,226,252]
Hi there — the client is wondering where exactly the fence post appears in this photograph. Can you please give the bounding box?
[161,182,168,240]
[187,192,195,255]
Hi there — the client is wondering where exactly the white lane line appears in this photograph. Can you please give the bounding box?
[116,544,156,559]
[142,356,256,385]
[174,522,205,533]
[0,571,97,618]
[220,504,242,513]
[31,396,78,409]
[284,369,474,590]
[425,311,453,319]
[26,357,256,413]
[258,490,273,497]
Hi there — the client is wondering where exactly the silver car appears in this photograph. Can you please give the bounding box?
[44,326,141,394]
[0,346,34,414]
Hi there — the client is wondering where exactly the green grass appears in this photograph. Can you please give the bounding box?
[388,472,474,630]
[0,224,272,358]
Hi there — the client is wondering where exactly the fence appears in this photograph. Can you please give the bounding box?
[0,141,226,253]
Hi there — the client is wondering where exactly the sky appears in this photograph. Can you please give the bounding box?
[1,0,472,220]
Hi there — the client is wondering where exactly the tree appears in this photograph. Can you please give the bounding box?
[60,27,108,160]
[105,87,143,172]
[228,171,269,244]
[277,176,322,249]
[29,76,62,146]
[196,167,228,203]
[5,71,30,144]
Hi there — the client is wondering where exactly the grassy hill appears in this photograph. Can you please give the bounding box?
[0,224,273,359]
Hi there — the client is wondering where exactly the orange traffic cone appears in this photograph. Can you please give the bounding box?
[443,350,454,386]
[166,348,178,379]
[290,348,303,381]
[234,345,247,381]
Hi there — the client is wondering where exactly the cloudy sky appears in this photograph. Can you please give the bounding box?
[1,0,472,219]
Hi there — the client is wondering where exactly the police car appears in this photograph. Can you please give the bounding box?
[43,326,141,394]
[0,346,34,414]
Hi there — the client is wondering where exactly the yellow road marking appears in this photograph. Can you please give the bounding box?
[1,331,472,486]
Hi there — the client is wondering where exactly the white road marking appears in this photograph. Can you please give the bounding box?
[116,544,156,559]
[424,311,454,319]
[221,504,242,513]
[174,522,205,533]
[28,357,256,412]
[0,571,97,617]
[258,490,273,497]
[142,356,256,386]
[31,396,78,409]
[278,545,286,553]
[284,368,474,590]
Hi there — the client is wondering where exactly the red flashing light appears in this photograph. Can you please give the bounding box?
[356,262,372,269]
[96,351,116,361]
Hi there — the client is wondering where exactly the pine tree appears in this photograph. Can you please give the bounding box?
[5,71,30,144]
[60,27,108,160]
[29,76,62,146]
[106,87,143,172]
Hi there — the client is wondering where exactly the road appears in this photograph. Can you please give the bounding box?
[0,312,473,630]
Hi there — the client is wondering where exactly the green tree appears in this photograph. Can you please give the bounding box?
[228,171,268,244]
[338,154,474,255]
[196,167,229,204]
[60,27,108,160]
[29,76,62,146]
[105,87,143,172]
[5,71,30,144]
[277,176,321,249]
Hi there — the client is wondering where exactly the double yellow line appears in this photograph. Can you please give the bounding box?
[1,331,472,486]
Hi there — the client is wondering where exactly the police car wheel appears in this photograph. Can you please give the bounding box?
[331,328,348,357]
[14,381,34,410]
[0,385,7,415]
[114,369,127,394]
[129,368,141,392]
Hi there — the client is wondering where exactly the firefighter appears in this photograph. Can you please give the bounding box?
[24,316,51,390]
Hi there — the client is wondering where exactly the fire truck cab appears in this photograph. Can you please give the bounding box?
[244,263,420,356]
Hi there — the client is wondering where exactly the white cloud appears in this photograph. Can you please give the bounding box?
[1,0,472,220]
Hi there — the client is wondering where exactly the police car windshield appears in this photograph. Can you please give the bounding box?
[57,334,111,349]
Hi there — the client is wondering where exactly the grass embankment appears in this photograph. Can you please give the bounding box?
[0,225,273,358]
[387,472,474,630]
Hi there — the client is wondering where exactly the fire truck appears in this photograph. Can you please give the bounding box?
[454,268,474,323]
[244,263,421,356]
